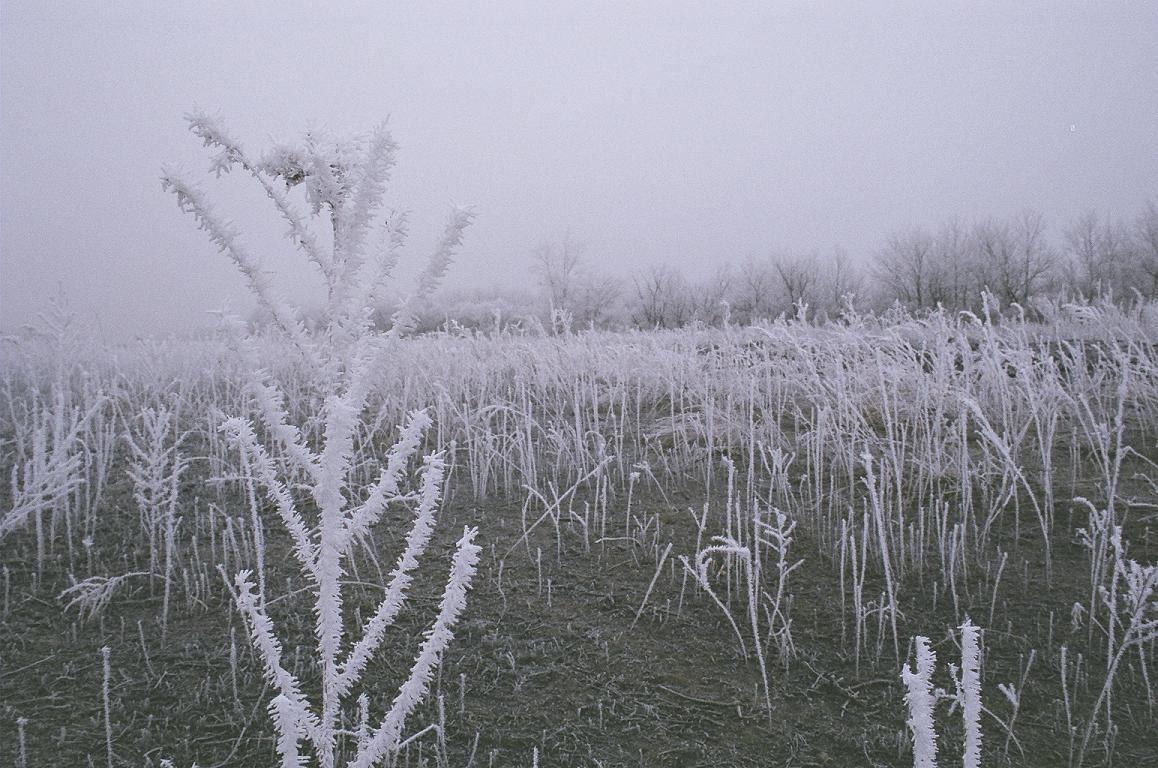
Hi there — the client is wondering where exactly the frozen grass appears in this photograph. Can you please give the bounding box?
[1,296,1157,765]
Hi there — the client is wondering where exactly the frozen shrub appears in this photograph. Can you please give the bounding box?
[164,111,478,765]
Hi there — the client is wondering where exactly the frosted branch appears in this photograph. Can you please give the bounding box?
[389,207,475,338]
[351,527,480,768]
[221,417,319,580]
[336,452,445,697]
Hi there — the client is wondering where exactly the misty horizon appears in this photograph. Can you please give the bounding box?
[3,2,1157,339]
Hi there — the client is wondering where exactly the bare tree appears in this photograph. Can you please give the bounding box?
[530,235,585,319]
[689,265,734,326]
[572,272,625,329]
[815,246,864,320]
[874,226,938,308]
[1012,208,1059,304]
[773,252,819,316]
[971,217,1016,304]
[632,264,692,329]
[729,257,779,324]
[971,211,1057,307]
[1134,200,1158,298]
[934,217,975,310]
[1064,210,1135,297]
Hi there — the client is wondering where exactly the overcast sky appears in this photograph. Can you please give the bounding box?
[3,1,1157,338]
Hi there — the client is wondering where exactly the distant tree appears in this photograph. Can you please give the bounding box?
[530,236,585,323]
[1012,208,1061,303]
[1134,200,1158,298]
[1064,210,1136,298]
[632,264,692,329]
[690,265,734,326]
[729,257,779,324]
[772,252,819,316]
[529,236,631,331]
[933,217,975,311]
[573,272,625,329]
[814,246,865,320]
[971,217,1017,305]
[972,210,1057,307]
[874,226,938,309]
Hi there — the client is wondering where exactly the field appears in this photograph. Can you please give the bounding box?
[3,299,1158,767]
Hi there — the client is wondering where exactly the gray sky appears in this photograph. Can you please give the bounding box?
[3,1,1157,337]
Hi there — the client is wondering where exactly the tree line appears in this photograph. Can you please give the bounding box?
[392,200,1158,333]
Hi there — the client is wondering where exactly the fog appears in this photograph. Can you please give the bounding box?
[3,1,1157,338]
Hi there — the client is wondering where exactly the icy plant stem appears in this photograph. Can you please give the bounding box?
[101,645,113,768]
[901,636,938,768]
[959,619,983,768]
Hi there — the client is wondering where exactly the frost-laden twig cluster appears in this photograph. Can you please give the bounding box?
[223,391,479,767]
[161,109,474,380]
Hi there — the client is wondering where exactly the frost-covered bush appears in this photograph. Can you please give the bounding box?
[163,111,478,766]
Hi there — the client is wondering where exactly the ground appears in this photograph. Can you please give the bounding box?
[3,472,1156,767]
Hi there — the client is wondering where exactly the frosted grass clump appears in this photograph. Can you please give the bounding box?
[901,636,938,768]
[951,619,984,768]
[0,390,95,545]
[901,619,985,768]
